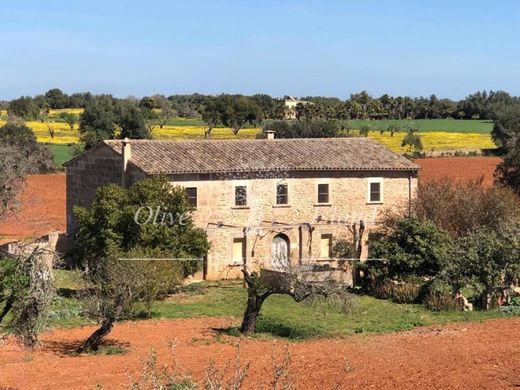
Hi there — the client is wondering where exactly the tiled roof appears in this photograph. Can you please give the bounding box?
[103,138,419,174]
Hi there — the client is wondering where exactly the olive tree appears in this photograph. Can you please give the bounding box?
[241,265,351,335]
[0,242,56,348]
[74,176,210,352]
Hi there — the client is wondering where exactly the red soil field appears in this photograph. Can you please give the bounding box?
[1,317,519,389]
[0,174,66,245]
[416,156,501,187]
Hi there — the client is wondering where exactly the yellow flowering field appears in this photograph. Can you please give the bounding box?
[0,120,79,144]
[153,125,260,140]
[368,131,495,152]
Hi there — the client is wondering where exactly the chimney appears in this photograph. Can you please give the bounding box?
[264,130,276,140]
[122,138,131,187]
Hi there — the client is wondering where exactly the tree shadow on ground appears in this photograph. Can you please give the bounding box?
[212,317,319,340]
[40,338,130,357]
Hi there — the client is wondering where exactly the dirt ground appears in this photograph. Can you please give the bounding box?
[0,174,66,245]
[416,156,501,187]
[1,317,519,389]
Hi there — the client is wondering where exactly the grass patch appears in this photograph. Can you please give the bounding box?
[46,143,77,166]
[2,278,515,339]
[151,282,515,339]
[89,345,128,355]
[350,119,493,134]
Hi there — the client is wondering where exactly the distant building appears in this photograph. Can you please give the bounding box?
[65,135,419,281]
[283,96,308,119]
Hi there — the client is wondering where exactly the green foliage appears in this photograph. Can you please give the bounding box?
[366,217,452,280]
[117,103,151,140]
[8,96,41,119]
[262,119,341,138]
[1,248,55,347]
[332,239,356,259]
[79,97,118,148]
[58,112,78,130]
[79,96,151,149]
[74,175,209,279]
[45,88,69,109]
[0,123,56,174]
[446,226,520,309]
[491,103,520,150]
[358,125,370,137]
[401,131,423,151]
[492,104,520,192]
[202,94,262,135]
[139,96,156,110]
[496,136,520,193]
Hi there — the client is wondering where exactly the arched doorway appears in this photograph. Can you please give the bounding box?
[272,233,290,270]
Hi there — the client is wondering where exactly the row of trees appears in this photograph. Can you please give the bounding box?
[5,88,520,122]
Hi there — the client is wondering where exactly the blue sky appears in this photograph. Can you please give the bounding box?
[1,0,520,100]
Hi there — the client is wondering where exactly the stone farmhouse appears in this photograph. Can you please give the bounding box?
[65,135,419,281]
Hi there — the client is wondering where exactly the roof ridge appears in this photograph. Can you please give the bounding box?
[85,137,420,174]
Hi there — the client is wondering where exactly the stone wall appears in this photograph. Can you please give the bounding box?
[65,144,145,233]
[170,170,417,280]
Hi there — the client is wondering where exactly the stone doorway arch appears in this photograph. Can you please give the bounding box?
[272,233,290,270]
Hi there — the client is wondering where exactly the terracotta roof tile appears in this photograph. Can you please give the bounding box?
[103,138,419,174]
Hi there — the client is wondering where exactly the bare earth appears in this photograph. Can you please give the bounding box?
[0,174,66,245]
[416,157,501,187]
[1,317,519,389]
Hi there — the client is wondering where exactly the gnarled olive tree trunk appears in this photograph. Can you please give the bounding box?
[77,293,127,353]
[0,295,14,323]
[240,268,346,335]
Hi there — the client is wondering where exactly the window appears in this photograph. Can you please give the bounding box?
[235,185,247,206]
[317,183,329,204]
[276,184,288,205]
[232,237,246,264]
[320,234,332,259]
[185,187,197,208]
[368,179,383,203]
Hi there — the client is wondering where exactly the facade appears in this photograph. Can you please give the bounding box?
[65,136,419,281]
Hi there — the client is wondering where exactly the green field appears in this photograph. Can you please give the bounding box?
[46,144,78,166]
[6,276,513,340]
[349,119,494,134]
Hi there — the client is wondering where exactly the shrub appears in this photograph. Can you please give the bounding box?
[367,278,424,304]
[424,279,459,311]
[414,178,520,236]
[332,239,357,259]
[365,217,452,281]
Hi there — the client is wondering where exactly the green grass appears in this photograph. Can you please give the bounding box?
[166,117,206,126]
[2,278,514,340]
[349,119,493,134]
[165,117,493,134]
[152,282,512,339]
[45,143,78,166]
